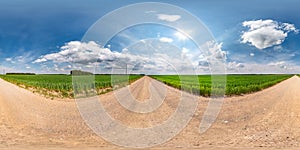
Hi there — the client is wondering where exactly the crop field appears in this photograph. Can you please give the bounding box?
[150,74,293,96]
[0,74,142,98]
[0,74,293,98]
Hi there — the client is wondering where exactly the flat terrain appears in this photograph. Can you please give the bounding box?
[0,74,142,98]
[1,76,300,149]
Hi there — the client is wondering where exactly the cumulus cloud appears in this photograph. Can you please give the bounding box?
[159,37,173,43]
[157,14,181,22]
[32,40,231,74]
[225,62,300,74]
[33,41,169,73]
[194,41,227,74]
[282,23,299,33]
[227,61,244,71]
[236,63,245,68]
[181,47,192,59]
[5,58,12,62]
[205,41,227,60]
[241,19,298,49]
[34,58,47,63]
[182,47,189,54]
[33,41,121,64]
[268,61,287,69]
[198,61,209,67]
[174,32,188,41]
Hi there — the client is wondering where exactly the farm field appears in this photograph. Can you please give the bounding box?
[150,74,293,96]
[0,74,142,98]
[0,74,293,98]
[1,75,300,150]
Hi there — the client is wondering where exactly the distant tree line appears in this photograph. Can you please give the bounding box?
[6,73,35,75]
[70,70,93,75]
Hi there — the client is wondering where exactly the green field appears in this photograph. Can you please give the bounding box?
[150,74,293,96]
[0,74,293,98]
[0,74,142,98]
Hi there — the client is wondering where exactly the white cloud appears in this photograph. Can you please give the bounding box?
[206,41,227,60]
[243,19,276,30]
[282,23,299,33]
[2,52,37,73]
[157,14,181,22]
[33,40,225,74]
[268,61,287,69]
[159,37,173,43]
[5,58,16,64]
[145,10,156,14]
[182,47,189,53]
[122,48,129,53]
[8,52,35,64]
[33,41,155,73]
[241,19,298,49]
[16,56,26,63]
[250,53,255,57]
[33,41,119,64]
[5,58,12,62]
[174,31,188,41]
[227,61,244,71]
[29,39,300,74]
[224,60,300,74]
[194,41,227,74]
[34,58,47,63]
[236,63,245,68]
[181,47,191,59]
[33,40,300,74]
[198,61,209,67]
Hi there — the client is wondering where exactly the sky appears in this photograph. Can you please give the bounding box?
[0,0,300,74]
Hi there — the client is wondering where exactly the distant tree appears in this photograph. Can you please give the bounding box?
[70,70,93,75]
[6,73,35,75]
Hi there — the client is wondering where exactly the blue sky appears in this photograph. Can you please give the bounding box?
[0,0,300,74]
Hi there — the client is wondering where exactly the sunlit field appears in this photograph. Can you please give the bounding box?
[150,74,293,96]
[0,74,142,98]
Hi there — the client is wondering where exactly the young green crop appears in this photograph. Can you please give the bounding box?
[0,74,142,98]
[150,74,292,97]
[0,74,293,98]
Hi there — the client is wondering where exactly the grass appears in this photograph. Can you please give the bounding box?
[150,74,293,97]
[0,74,142,98]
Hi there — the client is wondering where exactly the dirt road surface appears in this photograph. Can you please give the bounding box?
[1,75,300,149]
